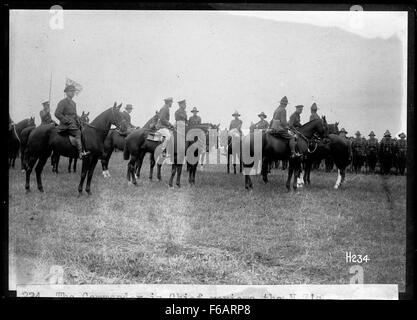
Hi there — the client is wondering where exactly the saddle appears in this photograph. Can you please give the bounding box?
[57,130,79,148]
[146,131,164,142]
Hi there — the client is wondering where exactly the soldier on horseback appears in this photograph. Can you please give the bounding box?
[188,107,201,125]
[156,97,175,157]
[253,112,269,130]
[269,96,299,158]
[309,103,320,121]
[40,101,55,125]
[54,84,88,159]
[175,99,188,125]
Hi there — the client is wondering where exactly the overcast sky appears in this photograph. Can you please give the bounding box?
[9,10,407,138]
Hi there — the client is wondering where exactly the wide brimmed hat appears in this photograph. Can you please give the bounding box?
[340,128,347,134]
[355,131,361,136]
[295,105,304,109]
[191,107,199,113]
[384,130,391,137]
[368,131,375,136]
[42,101,50,106]
[311,103,318,111]
[125,104,133,110]
[64,85,76,92]
[280,96,289,105]
[177,99,186,105]
[258,112,267,118]
[164,97,173,103]
[232,111,241,117]
[398,132,406,138]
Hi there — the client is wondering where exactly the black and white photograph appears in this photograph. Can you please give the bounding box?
[7,6,411,300]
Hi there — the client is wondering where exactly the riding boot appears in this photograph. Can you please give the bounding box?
[75,136,86,159]
[289,138,298,158]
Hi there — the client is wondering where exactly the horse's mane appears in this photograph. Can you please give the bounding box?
[299,118,323,129]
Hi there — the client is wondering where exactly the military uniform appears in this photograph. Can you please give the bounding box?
[351,137,366,156]
[289,111,302,130]
[270,96,297,156]
[158,105,172,129]
[366,137,379,153]
[175,108,188,124]
[55,95,84,157]
[229,118,243,133]
[254,119,269,130]
[40,109,53,125]
[189,114,201,126]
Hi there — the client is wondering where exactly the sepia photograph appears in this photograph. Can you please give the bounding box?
[7,7,410,300]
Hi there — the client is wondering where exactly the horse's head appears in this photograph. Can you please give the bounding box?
[28,117,35,127]
[111,102,123,129]
[321,116,328,137]
[80,111,90,125]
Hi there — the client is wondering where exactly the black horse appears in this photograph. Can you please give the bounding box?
[24,103,123,194]
[51,111,90,173]
[167,123,219,187]
[8,117,36,169]
[243,118,327,191]
[302,121,338,184]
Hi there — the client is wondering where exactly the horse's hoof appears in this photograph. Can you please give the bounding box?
[25,189,30,194]
[86,191,92,196]
[78,192,83,197]
[38,187,44,193]
[176,184,181,188]
[21,169,25,173]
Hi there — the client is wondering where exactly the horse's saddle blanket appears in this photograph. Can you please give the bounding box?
[146,131,164,142]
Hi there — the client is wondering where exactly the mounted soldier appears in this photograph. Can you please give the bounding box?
[156,97,175,157]
[229,111,243,136]
[289,104,304,130]
[188,107,201,126]
[40,101,55,125]
[309,103,320,121]
[175,99,188,126]
[55,84,88,159]
[269,96,298,158]
[252,112,269,130]
[366,131,379,173]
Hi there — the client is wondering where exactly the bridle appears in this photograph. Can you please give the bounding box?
[292,119,327,154]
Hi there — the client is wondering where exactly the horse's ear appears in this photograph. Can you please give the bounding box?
[117,103,122,109]
[82,111,85,115]
[87,112,89,116]
[113,102,117,108]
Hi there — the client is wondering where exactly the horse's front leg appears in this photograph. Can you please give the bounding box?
[261,157,269,183]
[73,158,77,173]
[176,164,183,187]
[149,153,155,180]
[85,156,99,195]
[286,160,293,191]
[169,164,176,187]
[157,163,162,181]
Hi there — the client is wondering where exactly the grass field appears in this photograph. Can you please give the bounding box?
[9,152,406,291]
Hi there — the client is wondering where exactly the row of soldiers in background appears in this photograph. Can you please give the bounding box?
[318,128,407,175]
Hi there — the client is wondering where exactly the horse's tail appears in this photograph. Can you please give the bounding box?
[123,143,130,160]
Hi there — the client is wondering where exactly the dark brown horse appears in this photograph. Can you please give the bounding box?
[24,103,123,194]
[302,121,338,184]
[243,118,327,191]
[8,117,35,169]
[167,123,219,187]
